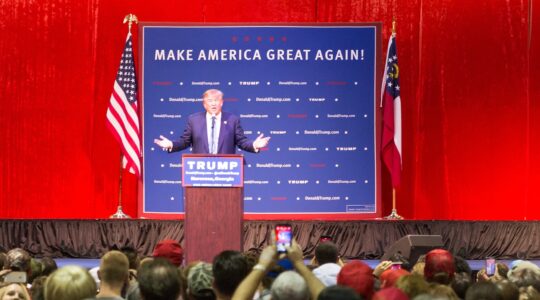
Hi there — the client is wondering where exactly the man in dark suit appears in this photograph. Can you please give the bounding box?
[154,89,270,154]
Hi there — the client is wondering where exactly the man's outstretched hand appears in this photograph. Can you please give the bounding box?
[154,135,173,151]
[253,133,271,150]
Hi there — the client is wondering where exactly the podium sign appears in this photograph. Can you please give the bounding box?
[182,155,244,187]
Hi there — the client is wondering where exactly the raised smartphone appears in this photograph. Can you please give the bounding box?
[275,224,292,253]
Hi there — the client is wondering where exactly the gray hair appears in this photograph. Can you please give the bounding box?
[271,271,309,300]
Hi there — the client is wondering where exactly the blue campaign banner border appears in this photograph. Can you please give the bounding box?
[138,23,383,220]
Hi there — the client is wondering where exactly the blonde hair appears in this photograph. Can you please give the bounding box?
[99,250,129,286]
[203,89,224,99]
[412,261,426,276]
[0,283,31,300]
[44,265,96,300]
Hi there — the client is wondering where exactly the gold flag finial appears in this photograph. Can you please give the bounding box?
[123,14,139,33]
[392,18,396,34]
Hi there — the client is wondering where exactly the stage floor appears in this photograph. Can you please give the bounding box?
[54,258,536,271]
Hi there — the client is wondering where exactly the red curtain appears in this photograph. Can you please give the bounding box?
[0,0,537,220]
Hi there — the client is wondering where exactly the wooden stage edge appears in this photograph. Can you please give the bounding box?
[0,219,538,260]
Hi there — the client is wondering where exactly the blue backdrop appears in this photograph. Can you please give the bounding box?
[140,25,381,218]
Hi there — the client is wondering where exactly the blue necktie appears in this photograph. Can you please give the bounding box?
[210,116,216,154]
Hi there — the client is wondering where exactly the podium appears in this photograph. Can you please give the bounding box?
[182,154,244,263]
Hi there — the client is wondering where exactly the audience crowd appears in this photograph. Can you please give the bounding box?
[1,237,540,300]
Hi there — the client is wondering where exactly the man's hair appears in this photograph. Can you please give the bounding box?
[203,89,223,99]
[40,257,58,276]
[465,281,503,300]
[212,250,249,296]
[30,275,48,300]
[395,274,430,299]
[120,246,140,270]
[29,258,43,282]
[99,250,129,286]
[453,256,472,276]
[44,265,97,300]
[315,242,339,265]
[451,272,472,299]
[318,285,361,300]
[495,280,519,300]
[4,248,31,272]
[270,271,309,300]
[138,258,181,300]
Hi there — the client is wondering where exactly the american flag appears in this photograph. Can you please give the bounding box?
[106,33,141,177]
[381,32,402,188]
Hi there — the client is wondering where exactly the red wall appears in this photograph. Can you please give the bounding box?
[0,0,538,220]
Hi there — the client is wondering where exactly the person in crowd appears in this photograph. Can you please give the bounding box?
[3,249,31,283]
[270,271,309,300]
[121,246,140,271]
[121,246,140,285]
[450,272,471,299]
[464,281,502,300]
[477,262,509,282]
[30,276,48,300]
[187,262,215,300]
[0,253,7,271]
[91,250,130,300]
[507,260,540,294]
[179,261,201,300]
[311,242,342,286]
[232,240,325,300]
[517,286,540,300]
[372,287,409,300]
[494,280,519,300]
[425,283,459,300]
[395,274,429,299]
[152,239,184,267]
[379,268,410,289]
[44,265,97,300]
[137,258,181,300]
[424,249,455,285]
[154,89,270,155]
[40,257,57,276]
[213,250,250,300]
[337,260,375,299]
[453,256,472,279]
[28,258,43,284]
[411,256,426,277]
[0,283,31,300]
[317,285,362,300]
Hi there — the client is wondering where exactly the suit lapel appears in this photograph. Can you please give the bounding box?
[199,113,209,153]
[217,112,228,153]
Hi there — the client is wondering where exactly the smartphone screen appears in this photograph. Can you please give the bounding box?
[275,224,292,253]
[486,258,496,276]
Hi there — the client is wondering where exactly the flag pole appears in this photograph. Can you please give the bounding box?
[385,188,403,219]
[110,153,131,219]
[384,18,403,220]
[110,14,138,219]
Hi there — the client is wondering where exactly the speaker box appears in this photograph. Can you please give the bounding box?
[381,235,444,267]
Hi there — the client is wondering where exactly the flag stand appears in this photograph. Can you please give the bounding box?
[110,154,131,219]
[385,188,403,219]
[109,14,139,219]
